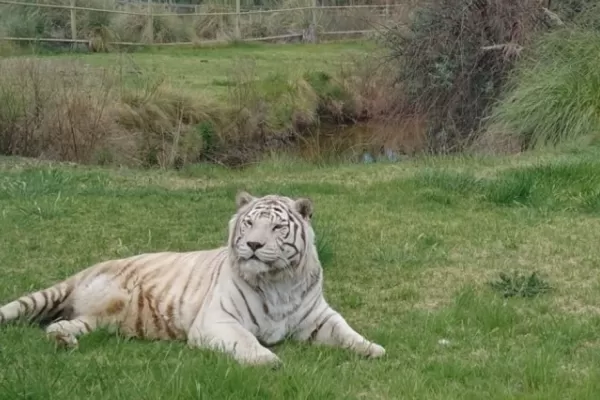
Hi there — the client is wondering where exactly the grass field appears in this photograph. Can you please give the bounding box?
[2,142,600,399]
[38,41,374,100]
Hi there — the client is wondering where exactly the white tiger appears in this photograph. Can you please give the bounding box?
[0,191,385,366]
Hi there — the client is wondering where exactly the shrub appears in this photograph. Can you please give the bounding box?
[484,29,600,149]
[304,71,356,123]
[379,0,550,153]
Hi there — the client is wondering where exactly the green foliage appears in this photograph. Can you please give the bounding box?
[488,271,551,298]
[486,29,600,149]
[303,70,358,123]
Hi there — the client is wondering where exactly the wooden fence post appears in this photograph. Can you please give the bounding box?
[385,0,390,20]
[310,0,318,43]
[70,0,77,40]
[147,0,153,44]
[235,0,241,40]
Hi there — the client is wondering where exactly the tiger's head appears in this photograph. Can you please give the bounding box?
[228,191,318,279]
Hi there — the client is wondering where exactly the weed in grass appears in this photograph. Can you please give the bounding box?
[488,271,552,298]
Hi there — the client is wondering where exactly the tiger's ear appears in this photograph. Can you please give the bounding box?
[294,198,313,220]
[236,191,256,209]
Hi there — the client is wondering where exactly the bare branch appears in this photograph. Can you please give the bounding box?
[542,7,565,27]
[481,44,523,51]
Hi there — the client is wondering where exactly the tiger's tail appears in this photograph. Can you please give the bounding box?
[0,280,73,325]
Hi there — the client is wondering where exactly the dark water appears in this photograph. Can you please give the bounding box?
[295,123,413,163]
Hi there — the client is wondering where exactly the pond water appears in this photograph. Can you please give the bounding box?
[295,121,424,163]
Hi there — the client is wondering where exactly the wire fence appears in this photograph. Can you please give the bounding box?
[0,0,416,48]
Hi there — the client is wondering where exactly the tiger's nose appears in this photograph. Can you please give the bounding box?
[247,241,264,251]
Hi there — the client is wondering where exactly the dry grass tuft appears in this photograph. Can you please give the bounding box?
[116,87,221,167]
[0,58,121,163]
[0,57,228,168]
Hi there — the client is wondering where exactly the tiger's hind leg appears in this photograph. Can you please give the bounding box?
[45,316,98,349]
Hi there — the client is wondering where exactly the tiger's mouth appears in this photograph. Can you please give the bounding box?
[243,254,276,268]
[239,252,265,263]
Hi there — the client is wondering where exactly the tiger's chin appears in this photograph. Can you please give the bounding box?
[237,258,274,276]
[237,257,289,280]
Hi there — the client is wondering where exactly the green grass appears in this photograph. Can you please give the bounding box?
[3,147,600,398]
[33,41,374,100]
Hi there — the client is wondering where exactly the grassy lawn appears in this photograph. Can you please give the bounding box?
[40,41,374,100]
[2,144,600,399]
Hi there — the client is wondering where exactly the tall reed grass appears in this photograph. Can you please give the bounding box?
[485,29,600,149]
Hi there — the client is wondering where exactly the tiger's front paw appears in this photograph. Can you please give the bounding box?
[364,342,386,358]
[47,331,79,350]
[237,347,282,369]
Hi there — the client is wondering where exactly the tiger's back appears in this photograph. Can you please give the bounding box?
[0,247,229,343]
